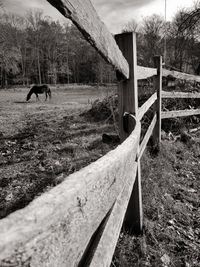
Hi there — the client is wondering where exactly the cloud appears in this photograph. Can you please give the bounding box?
[4,0,44,13]
[3,0,64,21]
[93,0,155,9]
[92,0,157,33]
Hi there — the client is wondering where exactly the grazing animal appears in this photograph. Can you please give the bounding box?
[26,84,51,101]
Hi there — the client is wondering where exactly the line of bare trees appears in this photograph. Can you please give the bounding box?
[123,1,200,74]
[1,1,200,88]
[0,10,115,87]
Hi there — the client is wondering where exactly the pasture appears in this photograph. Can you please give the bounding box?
[0,85,117,219]
[0,85,115,136]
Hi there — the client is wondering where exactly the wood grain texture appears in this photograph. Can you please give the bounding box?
[115,32,138,141]
[163,68,200,82]
[46,0,129,79]
[126,158,143,233]
[0,121,141,267]
[162,109,200,119]
[138,113,157,160]
[138,92,157,121]
[137,66,157,80]
[89,163,138,267]
[162,91,200,98]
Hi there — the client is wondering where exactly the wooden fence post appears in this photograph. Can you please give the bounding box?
[115,32,138,139]
[115,32,143,234]
[153,56,162,149]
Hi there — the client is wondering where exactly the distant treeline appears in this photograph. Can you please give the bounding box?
[0,2,200,87]
[0,10,116,87]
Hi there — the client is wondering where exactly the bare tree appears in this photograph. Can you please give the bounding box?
[122,19,139,33]
[166,6,200,73]
[0,14,21,87]
[178,1,200,32]
[141,14,165,66]
[0,8,116,86]
[26,10,44,84]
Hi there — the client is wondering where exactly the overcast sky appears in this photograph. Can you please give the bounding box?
[3,0,195,33]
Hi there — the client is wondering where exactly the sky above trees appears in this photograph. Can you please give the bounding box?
[2,0,196,33]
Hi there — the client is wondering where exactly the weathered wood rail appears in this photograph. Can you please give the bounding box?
[161,69,200,119]
[1,0,200,266]
[0,122,140,267]
[138,92,157,121]
[162,88,200,119]
[162,108,200,119]
[163,68,200,82]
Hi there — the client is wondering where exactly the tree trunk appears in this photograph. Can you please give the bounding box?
[37,49,42,85]
[5,72,7,88]
[0,67,3,88]
[21,47,26,86]
[99,60,103,84]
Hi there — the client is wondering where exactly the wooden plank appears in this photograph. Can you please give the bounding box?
[0,121,141,267]
[153,56,162,148]
[162,109,200,119]
[115,32,142,234]
[189,126,200,133]
[46,0,129,79]
[127,158,142,234]
[138,92,157,121]
[163,68,200,82]
[137,66,157,80]
[138,113,157,160]
[89,163,138,267]
[162,91,200,98]
[115,32,138,141]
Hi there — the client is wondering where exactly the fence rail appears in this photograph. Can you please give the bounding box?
[138,92,157,121]
[1,0,200,266]
[162,109,200,119]
[137,66,157,80]
[89,162,138,267]
[162,91,200,98]
[138,113,157,160]
[163,68,200,82]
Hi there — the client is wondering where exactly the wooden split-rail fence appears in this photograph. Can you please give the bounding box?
[1,1,200,266]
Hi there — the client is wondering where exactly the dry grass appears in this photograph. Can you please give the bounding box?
[0,85,117,219]
[113,139,200,267]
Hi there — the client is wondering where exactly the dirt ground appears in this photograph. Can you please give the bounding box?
[0,85,117,219]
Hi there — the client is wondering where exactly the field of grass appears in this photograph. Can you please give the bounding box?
[0,85,117,218]
[0,85,114,136]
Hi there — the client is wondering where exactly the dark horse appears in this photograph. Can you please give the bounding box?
[26,84,51,101]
